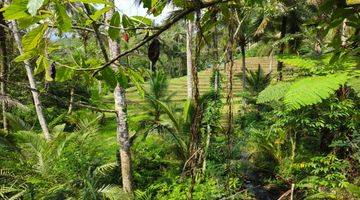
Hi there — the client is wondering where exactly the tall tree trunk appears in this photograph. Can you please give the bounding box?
[85,1,133,192]
[5,13,51,140]
[186,20,193,99]
[225,17,235,191]
[105,6,133,193]
[240,43,246,90]
[11,24,51,139]
[188,11,202,200]
[0,5,8,132]
[277,16,287,81]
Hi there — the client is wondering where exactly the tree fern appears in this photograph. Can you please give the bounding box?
[257,82,292,104]
[284,74,348,110]
[276,55,357,71]
[257,74,349,110]
[276,55,318,69]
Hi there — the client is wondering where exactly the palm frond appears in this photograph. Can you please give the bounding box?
[254,16,269,36]
[0,95,29,111]
[94,162,118,176]
[0,185,26,200]
[4,113,30,131]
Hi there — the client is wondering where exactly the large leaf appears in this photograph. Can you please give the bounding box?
[22,24,47,52]
[127,68,144,98]
[27,0,44,16]
[98,67,117,89]
[54,1,72,33]
[17,15,48,29]
[85,6,111,25]
[108,11,120,41]
[2,0,29,20]
[14,51,37,62]
[284,74,348,110]
[257,81,292,104]
[55,65,75,82]
[132,16,152,26]
[34,55,46,74]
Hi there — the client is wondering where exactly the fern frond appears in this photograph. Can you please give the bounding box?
[97,185,129,200]
[0,186,18,198]
[94,162,117,176]
[0,186,25,200]
[257,82,292,104]
[8,189,26,200]
[348,77,360,97]
[135,189,152,200]
[257,74,349,110]
[284,74,348,110]
[276,55,318,69]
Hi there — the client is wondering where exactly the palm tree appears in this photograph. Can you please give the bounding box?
[245,64,271,94]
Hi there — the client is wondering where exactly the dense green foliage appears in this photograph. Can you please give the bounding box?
[0,0,359,199]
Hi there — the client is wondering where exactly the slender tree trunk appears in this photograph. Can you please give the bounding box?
[83,4,106,95]
[212,16,220,92]
[277,16,287,81]
[341,18,348,47]
[201,124,212,174]
[12,26,50,139]
[6,16,51,140]
[186,20,193,99]
[0,5,8,132]
[67,88,74,114]
[225,18,235,191]
[105,6,133,193]
[114,85,133,193]
[240,43,246,90]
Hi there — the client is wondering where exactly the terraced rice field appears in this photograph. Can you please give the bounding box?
[126,57,276,121]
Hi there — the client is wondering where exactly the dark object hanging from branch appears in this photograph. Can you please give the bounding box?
[50,62,56,80]
[148,38,160,72]
[45,62,56,91]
